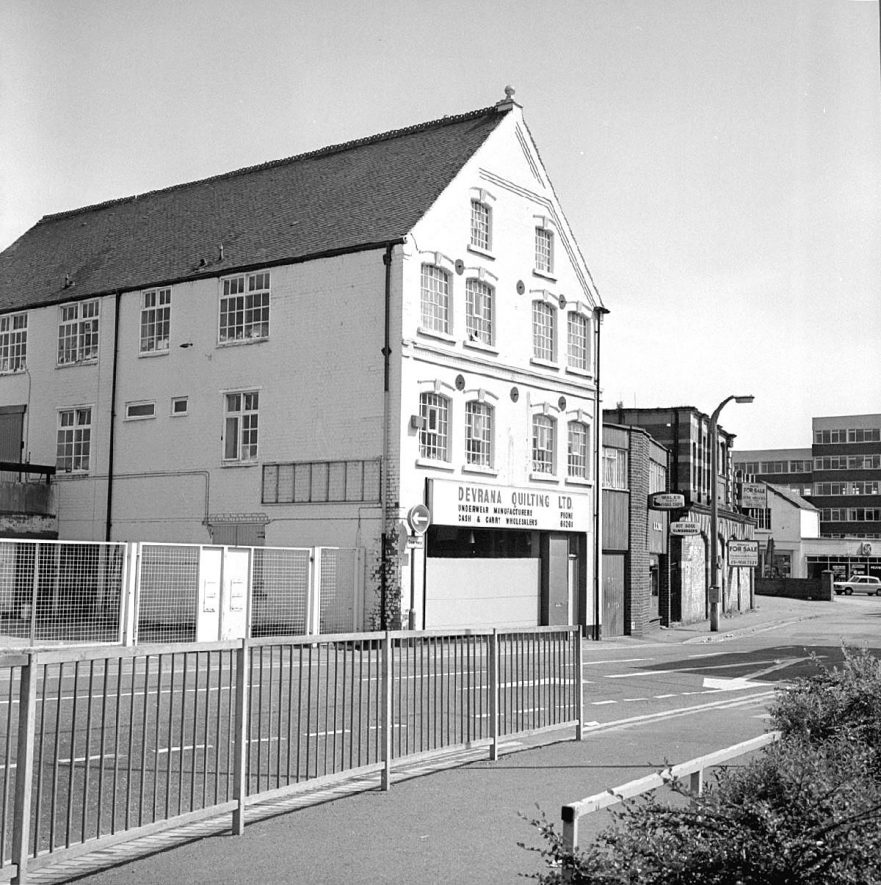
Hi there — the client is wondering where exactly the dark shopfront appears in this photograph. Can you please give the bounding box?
[807,554,881,582]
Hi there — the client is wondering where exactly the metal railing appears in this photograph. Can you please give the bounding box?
[1,625,582,882]
[560,731,782,850]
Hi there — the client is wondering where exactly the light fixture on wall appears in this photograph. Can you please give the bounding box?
[410,415,426,430]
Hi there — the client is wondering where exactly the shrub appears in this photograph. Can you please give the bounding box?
[524,646,881,884]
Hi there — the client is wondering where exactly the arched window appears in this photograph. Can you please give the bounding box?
[419,392,450,461]
[466,279,494,345]
[532,414,556,474]
[470,199,492,251]
[420,265,450,334]
[465,401,493,467]
[567,421,590,478]
[532,301,556,362]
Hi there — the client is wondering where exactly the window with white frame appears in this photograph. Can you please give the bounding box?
[57,300,99,366]
[532,301,556,361]
[420,265,450,334]
[419,392,449,461]
[140,288,171,353]
[223,391,259,462]
[535,227,554,274]
[532,414,556,475]
[220,272,270,343]
[171,396,188,416]
[56,407,92,473]
[465,401,493,467]
[125,401,155,420]
[603,447,629,490]
[0,313,27,373]
[567,421,590,479]
[567,312,589,371]
[470,200,492,251]
[465,279,494,345]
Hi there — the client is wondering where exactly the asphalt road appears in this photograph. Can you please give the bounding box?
[57,597,880,884]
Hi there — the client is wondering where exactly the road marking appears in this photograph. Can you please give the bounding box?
[583,658,653,666]
[582,690,777,733]
[702,677,768,691]
[653,694,676,699]
[591,700,617,706]
[604,671,672,678]
[622,697,650,702]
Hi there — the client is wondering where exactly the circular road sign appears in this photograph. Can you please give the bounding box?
[407,504,431,536]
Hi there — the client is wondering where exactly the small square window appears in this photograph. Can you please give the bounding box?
[171,397,189,416]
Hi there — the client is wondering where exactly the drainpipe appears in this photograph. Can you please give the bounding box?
[105,292,121,541]
[379,242,398,630]
[592,305,610,640]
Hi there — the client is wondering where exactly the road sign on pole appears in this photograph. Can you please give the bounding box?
[407,504,431,536]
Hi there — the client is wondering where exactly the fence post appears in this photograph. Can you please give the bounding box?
[12,653,37,884]
[305,548,322,636]
[575,626,584,741]
[561,805,578,851]
[489,629,499,761]
[122,542,139,646]
[232,639,249,834]
[28,546,39,646]
[381,631,392,790]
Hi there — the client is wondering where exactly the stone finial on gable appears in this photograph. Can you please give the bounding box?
[495,85,521,111]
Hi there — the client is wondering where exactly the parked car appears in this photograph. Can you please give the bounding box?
[833,575,881,596]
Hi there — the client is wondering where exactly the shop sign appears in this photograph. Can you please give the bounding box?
[429,479,590,532]
[670,521,700,536]
[648,492,685,510]
[740,483,767,509]
[729,540,759,567]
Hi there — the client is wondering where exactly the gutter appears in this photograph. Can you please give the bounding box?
[593,305,610,640]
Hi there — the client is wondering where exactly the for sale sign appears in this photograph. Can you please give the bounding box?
[728,540,759,567]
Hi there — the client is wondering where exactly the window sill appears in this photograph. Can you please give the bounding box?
[565,366,593,380]
[416,458,455,472]
[56,359,98,369]
[532,269,556,283]
[138,348,170,359]
[0,368,26,376]
[463,338,498,355]
[462,464,498,477]
[417,327,456,345]
[530,357,559,371]
[466,244,495,261]
[54,472,90,481]
[217,337,268,348]
[221,460,259,468]
[530,472,560,484]
[565,476,593,488]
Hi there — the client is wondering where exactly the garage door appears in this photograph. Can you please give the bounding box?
[425,557,540,630]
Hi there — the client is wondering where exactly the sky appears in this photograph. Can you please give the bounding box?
[1,0,879,451]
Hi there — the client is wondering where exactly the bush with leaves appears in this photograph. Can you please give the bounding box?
[524,646,881,884]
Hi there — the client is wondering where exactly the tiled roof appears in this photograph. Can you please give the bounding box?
[0,106,508,311]
[767,483,819,511]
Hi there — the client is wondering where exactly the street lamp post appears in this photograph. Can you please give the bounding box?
[709,394,754,631]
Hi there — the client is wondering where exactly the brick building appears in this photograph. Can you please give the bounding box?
[0,90,606,632]
[605,406,755,624]
[602,423,668,636]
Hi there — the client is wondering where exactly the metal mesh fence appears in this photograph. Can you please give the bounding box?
[0,541,125,644]
[137,545,199,643]
[318,549,357,634]
[249,548,310,637]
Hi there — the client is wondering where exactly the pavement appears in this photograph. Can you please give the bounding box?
[26,594,828,885]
